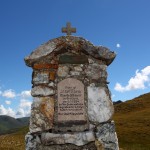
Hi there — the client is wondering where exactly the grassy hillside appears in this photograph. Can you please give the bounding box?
[0,126,29,150]
[114,92,150,150]
[0,115,29,135]
[0,93,150,149]
[0,115,24,135]
[16,117,30,126]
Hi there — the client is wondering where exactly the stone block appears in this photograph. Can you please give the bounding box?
[85,63,107,80]
[74,66,83,71]
[33,71,49,84]
[87,86,114,123]
[49,71,56,81]
[95,140,104,150]
[41,131,95,146]
[99,64,107,70]
[96,121,119,150]
[31,86,55,96]
[29,97,54,133]
[70,71,80,76]
[33,63,58,69]
[25,132,38,150]
[57,65,69,77]
[88,58,95,64]
[48,81,55,87]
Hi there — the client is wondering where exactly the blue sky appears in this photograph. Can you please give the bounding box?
[0,0,150,118]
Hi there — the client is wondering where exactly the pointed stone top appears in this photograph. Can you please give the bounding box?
[61,22,76,36]
[24,36,116,67]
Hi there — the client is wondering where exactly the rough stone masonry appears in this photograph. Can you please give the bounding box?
[25,27,119,149]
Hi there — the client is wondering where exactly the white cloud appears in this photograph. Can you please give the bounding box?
[0,88,32,118]
[20,90,31,98]
[5,100,11,105]
[0,105,16,117]
[16,99,31,118]
[116,43,121,48]
[114,66,150,92]
[16,108,26,118]
[16,108,30,118]
[20,99,32,109]
[0,99,32,118]
[2,89,16,98]
[114,83,125,92]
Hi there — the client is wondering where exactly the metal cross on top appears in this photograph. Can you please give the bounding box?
[62,22,76,36]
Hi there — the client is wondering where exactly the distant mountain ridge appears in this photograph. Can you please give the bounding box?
[0,115,29,135]
[114,92,150,113]
[113,100,123,105]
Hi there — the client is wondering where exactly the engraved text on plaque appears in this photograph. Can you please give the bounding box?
[57,78,86,124]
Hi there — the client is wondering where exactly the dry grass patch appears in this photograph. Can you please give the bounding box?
[114,93,150,149]
[0,126,28,150]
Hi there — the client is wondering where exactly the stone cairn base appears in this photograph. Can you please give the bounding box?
[25,36,119,150]
[25,121,119,150]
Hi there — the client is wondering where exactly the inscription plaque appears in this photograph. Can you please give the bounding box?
[57,78,86,125]
[59,55,88,64]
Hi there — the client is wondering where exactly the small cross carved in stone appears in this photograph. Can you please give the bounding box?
[62,22,76,36]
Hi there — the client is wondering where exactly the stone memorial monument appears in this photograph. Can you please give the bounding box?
[25,22,119,150]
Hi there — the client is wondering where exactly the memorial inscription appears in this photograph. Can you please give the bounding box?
[57,78,86,124]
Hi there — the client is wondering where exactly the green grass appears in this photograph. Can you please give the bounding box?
[0,115,29,135]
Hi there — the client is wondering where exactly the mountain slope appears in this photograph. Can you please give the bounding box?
[0,115,29,135]
[17,117,30,126]
[114,92,150,149]
[115,92,150,113]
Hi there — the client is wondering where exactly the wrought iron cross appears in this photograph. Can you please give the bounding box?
[61,22,76,36]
